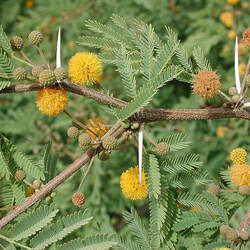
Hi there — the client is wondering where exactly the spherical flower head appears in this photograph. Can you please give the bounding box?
[28,31,43,46]
[67,126,79,138]
[238,185,250,195]
[13,67,27,80]
[220,12,233,28]
[193,71,221,99]
[243,28,250,48]
[227,0,240,5]
[36,88,68,116]
[216,126,227,138]
[155,142,169,156]
[228,30,236,40]
[238,43,246,56]
[54,67,66,81]
[39,70,56,87]
[102,136,118,150]
[85,118,109,139]
[10,36,23,51]
[220,225,230,235]
[230,164,250,186]
[72,192,85,207]
[32,65,43,78]
[206,184,219,196]
[68,52,102,85]
[33,179,42,189]
[239,63,246,76]
[230,148,247,164]
[120,166,148,200]
[215,248,231,250]
[78,133,92,146]
[15,170,26,181]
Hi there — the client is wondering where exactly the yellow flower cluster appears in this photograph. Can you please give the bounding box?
[239,63,246,76]
[230,164,250,186]
[120,166,148,200]
[68,52,102,85]
[215,248,231,250]
[220,12,233,28]
[227,30,236,40]
[36,88,68,116]
[192,71,221,99]
[230,148,247,164]
[227,0,239,5]
[216,126,227,138]
[238,43,247,56]
[85,118,109,139]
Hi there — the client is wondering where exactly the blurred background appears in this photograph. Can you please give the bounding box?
[0,0,249,235]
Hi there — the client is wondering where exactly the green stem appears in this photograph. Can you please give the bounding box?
[0,234,33,250]
[63,110,98,137]
[0,74,11,79]
[12,55,33,67]
[141,127,158,147]
[218,90,232,103]
[36,45,49,68]
[20,50,35,66]
[78,150,96,192]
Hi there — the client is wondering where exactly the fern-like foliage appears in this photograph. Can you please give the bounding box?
[193,46,212,71]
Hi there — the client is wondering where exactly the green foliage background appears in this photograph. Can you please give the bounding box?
[0,0,249,249]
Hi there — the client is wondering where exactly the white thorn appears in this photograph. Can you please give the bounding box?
[56,26,61,69]
[234,36,241,95]
[138,125,144,184]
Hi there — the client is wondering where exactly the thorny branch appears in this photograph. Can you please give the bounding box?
[0,81,249,230]
[1,81,250,121]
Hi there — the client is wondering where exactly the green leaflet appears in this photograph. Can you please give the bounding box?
[115,45,137,99]
[8,205,59,241]
[11,184,25,205]
[30,210,92,249]
[0,48,13,90]
[148,154,161,199]
[123,208,151,249]
[193,46,212,71]
[81,234,118,250]
[0,25,12,55]
[0,148,10,180]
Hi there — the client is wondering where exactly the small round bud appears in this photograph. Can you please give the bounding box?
[45,196,51,202]
[102,136,118,150]
[54,67,66,81]
[98,151,110,161]
[232,95,240,103]
[33,179,42,189]
[239,231,249,241]
[131,122,140,129]
[239,185,250,195]
[39,70,56,87]
[28,31,43,45]
[155,142,169,156]
[67,127,79,138]
[10,36,23,51]
[15,170,26,181]
[206,184,219,196]
[78,133,92,146]
[32,65,43,78]
[228,87,237,96]
[72,192,85,207]
[79,144,90,151]
[226,228,238,241]
[220,225,230,235]
[13,67,27,80]
[121,122,130,129]
[50,192,56,198]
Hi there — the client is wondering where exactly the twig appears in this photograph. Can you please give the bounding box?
[141,127,158,146]
[36,45,49,68]
[0,126,125,229]
[0,82,249,121]
[0,234,32,250]
[78,150,96,192]
[238,209,250,232]
[20,50,35,66]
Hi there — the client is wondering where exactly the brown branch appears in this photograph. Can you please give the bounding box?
[0,125,124,229]
[1,82,249,121]
[238,209,250,232]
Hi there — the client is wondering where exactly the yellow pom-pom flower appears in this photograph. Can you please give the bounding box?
[230,164,250,186]
[120,166,148,200]
[85,118,109,139]
[220,12,233,28]
[228,30,236,40]
[216,126,227,138]
[230,148,247,164]
[227,0,239,5]
[68,52,102,85]
[36,88,68,116]
[215,248,231,250]
[239,63,246,76]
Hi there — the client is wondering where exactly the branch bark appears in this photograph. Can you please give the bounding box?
[1,82,249,121]
[0,125,124,229]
